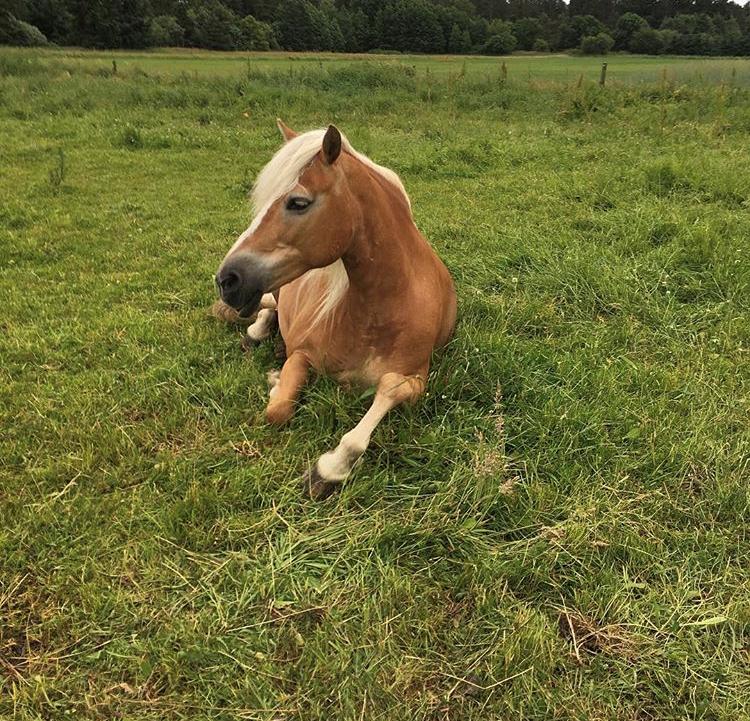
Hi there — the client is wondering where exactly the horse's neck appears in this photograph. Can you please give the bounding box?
[341,166,418,303]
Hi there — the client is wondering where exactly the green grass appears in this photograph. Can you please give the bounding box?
[1,48,750,720]
[7,45,750,85]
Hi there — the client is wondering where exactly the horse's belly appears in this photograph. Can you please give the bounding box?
[331,357,387,387]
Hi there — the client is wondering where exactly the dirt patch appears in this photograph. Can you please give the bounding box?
[558,609,635,662]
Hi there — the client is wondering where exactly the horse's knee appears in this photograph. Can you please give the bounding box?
[377,372,425,404]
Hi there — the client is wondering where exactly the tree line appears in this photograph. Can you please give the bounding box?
[2,0,750,56]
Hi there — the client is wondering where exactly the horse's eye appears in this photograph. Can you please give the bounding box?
[286,197,312,212]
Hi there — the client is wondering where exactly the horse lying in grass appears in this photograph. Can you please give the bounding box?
[215,120,456,499]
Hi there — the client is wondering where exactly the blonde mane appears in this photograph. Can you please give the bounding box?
[252,128,410,216]
[251,128,411,331]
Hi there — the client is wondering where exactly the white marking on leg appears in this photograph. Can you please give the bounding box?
[267,369,281,399]
[260,293,277,310]
[315,393,396,483]
[246,308,276,342]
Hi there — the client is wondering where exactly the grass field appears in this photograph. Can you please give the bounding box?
[1,48,750,719]
[10,45,750,85]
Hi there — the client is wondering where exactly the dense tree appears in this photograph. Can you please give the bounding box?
[64,0,150,49]
[148,15,184,47]
[25,0,73,44]
[1,0,749,56]
[560,13,607,47]
[628,25,665,53]
[275,0,328,50]
[512,16,542,48]
[448,22,472,52]
[186,0,241,50]
[569,0,616,23]
[613,11,648,49]
[435,4,470,34]
[376,0,445,53]
[468,16,490,47]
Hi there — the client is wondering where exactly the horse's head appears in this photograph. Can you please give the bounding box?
[215,122,355,317]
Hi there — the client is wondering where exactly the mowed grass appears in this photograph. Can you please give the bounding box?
[1,48,750,719]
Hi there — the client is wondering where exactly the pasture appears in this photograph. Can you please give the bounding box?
[1,48,750,719]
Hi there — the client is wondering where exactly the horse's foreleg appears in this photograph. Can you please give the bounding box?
[265,351,310,425]
[305,371,425,500]
[242,294,278,350]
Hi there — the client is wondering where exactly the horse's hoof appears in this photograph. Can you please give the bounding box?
[303,465,340,501]
[211,300,255,326]
[274,337,287,363]
[241,334,259,353]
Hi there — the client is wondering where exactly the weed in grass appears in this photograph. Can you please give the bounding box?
[47,147,66,192]
[117,123,144,149]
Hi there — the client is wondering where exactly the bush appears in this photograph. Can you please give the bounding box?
[484,33,516,54]
[238,15,274,51]
[532,38,550,52]
[629,27,665,55]
[580,32,614,55]
[483,22,516,55]
[0,12,48,46]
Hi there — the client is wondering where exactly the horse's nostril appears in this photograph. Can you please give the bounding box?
[218,269,241,292]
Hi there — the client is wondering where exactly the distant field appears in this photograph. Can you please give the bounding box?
[12,45,750,86]
[1,48,749,720]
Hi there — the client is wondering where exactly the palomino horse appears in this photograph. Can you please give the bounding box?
[215,120,456,499]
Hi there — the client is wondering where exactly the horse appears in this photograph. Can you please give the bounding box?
[214,120,456,499]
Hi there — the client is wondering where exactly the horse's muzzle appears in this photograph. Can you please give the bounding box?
[215,254,267,317]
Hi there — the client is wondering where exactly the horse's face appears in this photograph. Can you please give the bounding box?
[215,125,354,317]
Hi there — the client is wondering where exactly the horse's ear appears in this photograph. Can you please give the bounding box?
[276,118,298,143]
[322,125,342,165]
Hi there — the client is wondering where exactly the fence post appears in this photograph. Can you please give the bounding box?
[501,61,507,84]
[599,62,607,87]
[112,59,117,75]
